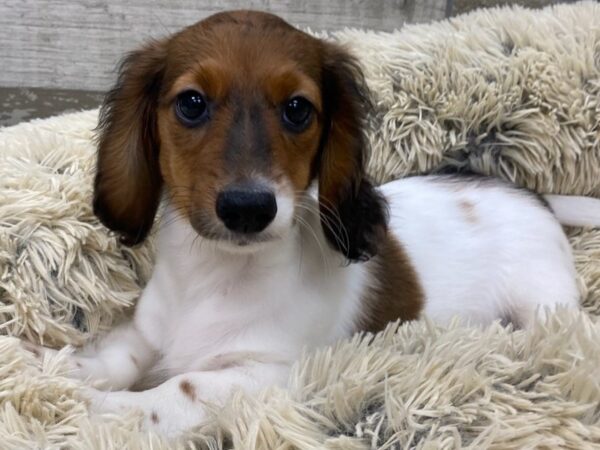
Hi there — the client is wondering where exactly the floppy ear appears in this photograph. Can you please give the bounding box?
[94,40,167,246]
[318,44,388,262]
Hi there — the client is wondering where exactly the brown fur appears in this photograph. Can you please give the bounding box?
[94,10,387,261]
[179,380,196,401]
[359,234,424,333]
[94,41,166,245]
[150,411,160,424]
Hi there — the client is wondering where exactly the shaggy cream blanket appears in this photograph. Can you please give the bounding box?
[1,2,600,448]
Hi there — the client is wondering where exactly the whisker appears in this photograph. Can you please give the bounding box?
[294,200,344,248]
[294,192,350,252]
[313,197,350,252]
[294,203,348,255]
[294,214,330,274]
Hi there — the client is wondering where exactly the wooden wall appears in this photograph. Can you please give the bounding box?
[0,0,447,91]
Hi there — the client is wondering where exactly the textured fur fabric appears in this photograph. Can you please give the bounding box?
[1,2,600,448]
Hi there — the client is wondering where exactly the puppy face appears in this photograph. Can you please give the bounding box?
[94,10,387,260]
[156,19,323,248]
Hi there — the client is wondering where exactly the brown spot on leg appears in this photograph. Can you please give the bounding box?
[459,199,478,224]
[179,380,197,401]
[150,411,160,424]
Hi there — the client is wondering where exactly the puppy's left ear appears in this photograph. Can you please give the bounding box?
[93,40,167,246]
[317,43,388,262]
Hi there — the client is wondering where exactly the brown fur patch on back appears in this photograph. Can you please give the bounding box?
[358,233,424,333]
[459,199,478,224]
[179,380,197,401]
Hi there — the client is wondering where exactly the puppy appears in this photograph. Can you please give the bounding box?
[23,10,600,438]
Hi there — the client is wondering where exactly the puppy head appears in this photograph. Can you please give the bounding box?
[94,10,387,261]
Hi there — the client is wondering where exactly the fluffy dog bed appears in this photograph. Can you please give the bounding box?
[1,2,599,448]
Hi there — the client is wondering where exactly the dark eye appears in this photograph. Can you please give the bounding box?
[175,90,209,127]
[282,97,313,131]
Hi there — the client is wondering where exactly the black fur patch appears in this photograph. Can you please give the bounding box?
[322,180,389,262]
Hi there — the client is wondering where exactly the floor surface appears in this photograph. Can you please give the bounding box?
[0,0,574,128]
[0,87,103,127]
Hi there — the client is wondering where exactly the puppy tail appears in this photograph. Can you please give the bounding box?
[544,194,600,228]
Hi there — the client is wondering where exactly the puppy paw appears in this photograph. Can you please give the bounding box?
[84,387,136,414]
[83,387,205,439]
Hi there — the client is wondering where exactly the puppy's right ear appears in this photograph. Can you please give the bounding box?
[94,41,167,246]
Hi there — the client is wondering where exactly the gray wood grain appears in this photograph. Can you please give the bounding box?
[0,0,446,91]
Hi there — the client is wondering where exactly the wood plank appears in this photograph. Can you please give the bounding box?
[0,0,447,91]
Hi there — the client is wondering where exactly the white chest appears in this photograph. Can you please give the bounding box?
[133,229,368,378]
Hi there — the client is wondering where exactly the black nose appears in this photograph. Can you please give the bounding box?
[216,186,277,234]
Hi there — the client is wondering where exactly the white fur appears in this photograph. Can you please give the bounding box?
[27,176,599,438]
[543,194,600,228]
[383,177,581,328]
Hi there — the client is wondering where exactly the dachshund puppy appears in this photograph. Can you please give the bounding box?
[24,10,600,438]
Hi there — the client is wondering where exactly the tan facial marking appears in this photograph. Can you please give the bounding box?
[179,380,197,401]
[263,66,322,112]
[167,59,231,103]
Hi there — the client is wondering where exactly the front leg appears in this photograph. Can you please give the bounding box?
[24,321,157,391]
[87,363,289,438]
